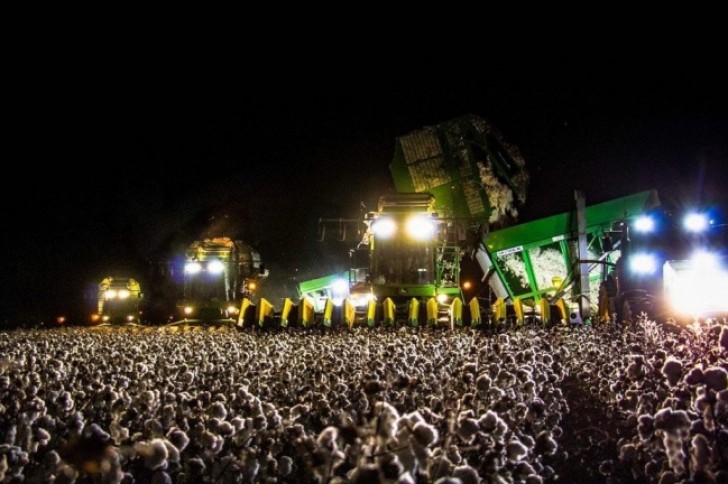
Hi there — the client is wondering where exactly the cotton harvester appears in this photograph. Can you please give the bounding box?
[175,237,267,324]
[604,206,728,324]
[298,114,531,326]
[91,277,143,325]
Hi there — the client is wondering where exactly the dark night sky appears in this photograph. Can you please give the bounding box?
[3,70,727,324]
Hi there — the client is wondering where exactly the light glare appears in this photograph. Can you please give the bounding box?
[372,218,396,239]
[634,215,655,233]
[684,213,709,232]
[207,260,225,274]
[630,253,657,274]
[184,262,202,274]
[406,216,435,240]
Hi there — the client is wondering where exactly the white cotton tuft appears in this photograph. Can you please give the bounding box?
[134,439,168,470]
[690,433,710,474]
[703,366,728,392]
[661,357,683,386]
[278,456,293,477]
[476,373,491,397]
[373,402,400,440]
[217,421,234,436]
[35,428,50,444]
[506,439,528,462]
[208,401,228,420]
[457,418,480,443]
[412,421,439,447]
[160,439,179,464]
[317,427,338,448]
[453,464,480,484]
[654,408,691,432]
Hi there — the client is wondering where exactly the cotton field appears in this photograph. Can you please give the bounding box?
[0,321,726,483]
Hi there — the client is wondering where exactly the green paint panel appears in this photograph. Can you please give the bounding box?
[484,190,659,253]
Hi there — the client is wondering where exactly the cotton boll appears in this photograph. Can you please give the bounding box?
[535,432,558,456]
[317,427,339,449]
[506,439,528,462]
[86,423,110,442]
[684,367,704,386]
[412,421,439,447]
[619,443,637,462]
[134,439,168,470]
[476,374,491,398]
[160,439,179,465]
[373,402,400,440]
[208,401,228,420]
[689,433,710,475]
[166,429,189,452]
[217,421,234,436]
[278,455,293,477]
[34,428,50,445]
[186,457,206,478]
[703,367,728,392]
[453,464,480,484]
[378,453,403,480]
[456,418,480,444]
[654,408,691,432]
[661,357,683,387]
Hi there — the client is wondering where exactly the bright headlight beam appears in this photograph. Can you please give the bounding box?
[105,289,117,299]
[406,216,435,240]
[634,215,655,233]
[117,289,130,299]
[630,253,657,274]
[207,260,225,274]
[184,262,202,274]
[372,218,396,239]
[684,213,709,233]
[332,278,349,296]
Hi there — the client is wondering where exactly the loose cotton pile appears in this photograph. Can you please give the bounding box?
[0,320,725,483]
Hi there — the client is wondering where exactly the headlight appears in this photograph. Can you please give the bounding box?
[436,294,449,304]
[184,306,194,315]
[227,305,239,314]
[117,289,130,299]
[406,215,435,240]
[105,289,117,299]
[184,262,202,274]
[102,315,110,322]
[630,253,657,275]
[126,315,135,322]
[372,218,396,239]
[634,215,654,233]
[332,278,349,297]
[684,212,709,233]
[207,260,225,274]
